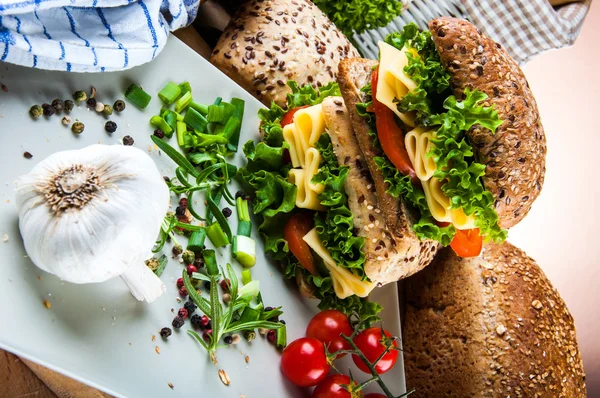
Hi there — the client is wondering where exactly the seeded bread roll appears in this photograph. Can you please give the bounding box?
[337,59,440,279]
[403,243,586,397]
[429,17,547,229]
[210,0,360,107]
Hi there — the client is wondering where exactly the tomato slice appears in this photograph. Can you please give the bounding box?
[281,105,309,127]
[284,213,318,275]
[439,222,483,258]
[371,68,418,183]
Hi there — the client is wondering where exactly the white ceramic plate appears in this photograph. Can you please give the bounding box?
[0,36,406,398]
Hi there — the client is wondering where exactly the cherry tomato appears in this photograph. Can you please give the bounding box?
[307,310,353,357]
[284,212,318,275]
[312,374,361,398]
[439,222,483,258]
[364,394,387,398]
[371,69,418,184]
[281,105,309,127]
[281,337,330,387]
[352,328,398,375]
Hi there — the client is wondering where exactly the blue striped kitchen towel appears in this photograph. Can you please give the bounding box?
[0,0,200,72]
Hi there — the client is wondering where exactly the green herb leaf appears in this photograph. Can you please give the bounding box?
[151,135,199,178]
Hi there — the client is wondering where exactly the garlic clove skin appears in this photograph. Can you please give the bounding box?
[15,145,169,302]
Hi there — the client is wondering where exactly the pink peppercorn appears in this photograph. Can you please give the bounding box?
[267,330,277,344]
[186,265,197,275]
[179,197,188,208]
[178,308,188,320]
[178,286,188,297]
[176,278,184,288]
[203,330,212,342]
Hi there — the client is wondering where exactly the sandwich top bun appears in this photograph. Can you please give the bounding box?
[430,17,547,229]
[210,0,360,107]
[403,243,586,397]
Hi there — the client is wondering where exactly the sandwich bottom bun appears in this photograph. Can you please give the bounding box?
[403,243,586,397]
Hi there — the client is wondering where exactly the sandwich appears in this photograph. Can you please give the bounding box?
[402,242,586,397]
[239,82,436,324]
[338,17,547,259]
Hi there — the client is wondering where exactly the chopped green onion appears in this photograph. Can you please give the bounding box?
[187,229,207,253]
[188,131,227,147]
[175,91,193,113]
[163,111,178,138]
[179,82,192,96]
[184,107,208,132]
[276,326,287,349]
[203,249,219,276]
[221,117,241,141]
[206,193,233,242]
[213,97,222,106]
[150,115,173,135]
[206,222,230,248]
[158,82,181,104]
[238,307,260,323]
[207,102,236,124]
[125,84,151,109]
[189,100,208,115]
[236,197,252,237]
[232,235,256,268]
[176,121,187,147]
[153,254,168,277]
[227,98,245,152]
[242,269,252,285]
[175,112,184,121]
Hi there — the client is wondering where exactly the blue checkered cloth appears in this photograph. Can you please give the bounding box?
[0,0,200,72]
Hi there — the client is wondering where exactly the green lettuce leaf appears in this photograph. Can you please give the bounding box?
[242,140,289,173]
[313,134,366,276]
[312,0,402,39]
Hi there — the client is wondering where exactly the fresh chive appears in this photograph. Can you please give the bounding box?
[175,167,193,188]
[189,100,208,115]
[176,121,187,147]
[206,222,230,248]
[242,269,252,285]
[206,193,232,242]
[227,98,245,152]
[207,102,236,124]
[151,135,199,178]
[184,107,208,132]
[125,83,151,109]
[175,91,193,113]
[196,163,223,185]
[150,115,173,136]
[179,82,192,96]
[153,254,168,277]
[276,326,287,349]
[221,117,241,141]
[158,82,181,104]
[187,191,205,221]
[213,97,222,106]
[187,229,207,253]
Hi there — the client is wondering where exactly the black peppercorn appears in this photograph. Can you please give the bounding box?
[223,335,233,345]
[159,327,172,338]
[42,103,54,117]
[105,121,117,133]
[64,100,74,112]
[235,191,245,199]
[280,320,286,325]
[184,301,196,315]
[205,320,212,330]
[153,129,165,139]
[23,151,33,159]
[221,207,232,218]
[190,314,203,329]
[86,97,97,109]
[264,306,274,312]
[204,281,211,290]
[113,99,126,112]
[51,99,64,112]
[122,135,134,146]
[163,176,171,183]
[175,205,186,217]
[172,316,185,329]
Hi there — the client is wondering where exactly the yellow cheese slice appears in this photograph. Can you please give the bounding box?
[288,168,324,211]
[376,41,417,127]
[450,209,477,230]
[283,123,303,168]
[405,127,437,182]
[293,104,326,163]
[422,177,452,223]
[304,148,325,195]
[303,228,375,299]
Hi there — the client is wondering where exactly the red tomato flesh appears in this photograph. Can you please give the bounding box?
[371,69,418,184]
[281,337,330,387]
[281,105,309,127]
[306,310,353,357]
[352,328,399,375]
[438,222,483,258]
[284,212,318,275]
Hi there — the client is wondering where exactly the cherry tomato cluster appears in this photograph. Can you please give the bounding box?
[280,310,399,397]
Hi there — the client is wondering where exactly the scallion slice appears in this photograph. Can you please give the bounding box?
[187,229,207,253]
[125,83,151,109]
[227,98,245,152]
[150,115,173,135]
[242,269,252,285]
[206,222,229,248]
[189,100,208,116]
[179,82,192,96]
[176,121,187,147]
[184,107,208,133]
[158,82,181,104]
[175,91,193,113]
[207,102,236,124]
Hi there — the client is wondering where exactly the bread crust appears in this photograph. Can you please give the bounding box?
[337,58,440,281]
[429,17,546,228]
[210,0,359,107]
[403,243,586,397]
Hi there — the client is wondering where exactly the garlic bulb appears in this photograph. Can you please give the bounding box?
[15,144,169,303]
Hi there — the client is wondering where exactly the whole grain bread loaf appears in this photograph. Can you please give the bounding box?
[403,243,586,397]
[210,0,360,107]
[429,17,546,229]
[337,58,440,281]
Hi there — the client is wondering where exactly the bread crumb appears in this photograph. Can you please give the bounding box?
[218,369,230,386]
[168,382,174,389]
[43,299,51,309]
[152,335,156,342]
[155,346,160,354]
[495,324,506,336]
[531,300,543,310]
[245,355,250,364]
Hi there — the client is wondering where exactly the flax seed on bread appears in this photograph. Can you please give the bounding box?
[429,17,546,229]
[403,243,586,397]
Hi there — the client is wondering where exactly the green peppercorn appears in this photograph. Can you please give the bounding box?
[172,244,183,256]
[64,100,74,112]
[145,257,161,271]
[182,250,195,265]
[102,104,113,116]
[73,90,87,102]
[113,99,126,112]
[71,121,85,134]
[29,105,43,118]
[104,121,117,133]
[243,330,256,342]
[51,99,64,112]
